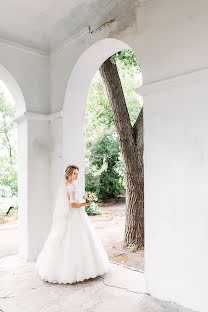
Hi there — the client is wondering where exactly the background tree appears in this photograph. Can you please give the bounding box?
[99,50,144,249]
[0,84,17,196]
[85,50,142,206]
[85,131,124,201]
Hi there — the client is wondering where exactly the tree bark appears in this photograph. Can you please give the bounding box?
[99,58,144,249]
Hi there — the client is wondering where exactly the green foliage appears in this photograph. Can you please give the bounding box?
[85,202,101,216]
[128,243,137,252]
[0,159,18,196]
[85,49,142,200]
[111,49,141,71]
[85,131,125,201]
[85,71,113,133]
[0,83,17,196]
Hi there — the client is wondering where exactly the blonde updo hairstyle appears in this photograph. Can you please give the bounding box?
[65,165,79,180]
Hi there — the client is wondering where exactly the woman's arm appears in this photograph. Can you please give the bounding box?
[67,190,91,208]
[70,202,91,208]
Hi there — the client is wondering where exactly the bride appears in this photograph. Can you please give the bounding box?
[35,165,110,284]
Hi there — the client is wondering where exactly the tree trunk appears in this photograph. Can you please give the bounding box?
[99,58,144,249]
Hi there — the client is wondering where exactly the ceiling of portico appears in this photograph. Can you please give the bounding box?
[0,0,136,54]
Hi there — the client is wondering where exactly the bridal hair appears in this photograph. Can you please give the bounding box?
[65,165,79,180]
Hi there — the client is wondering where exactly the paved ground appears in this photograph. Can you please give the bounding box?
[0,254,194,312]
[0,197,144,271]
[90,197,144,271]
[0,224,19,258]
[0,200,196,312]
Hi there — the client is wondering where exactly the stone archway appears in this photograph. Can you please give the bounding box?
[0,65,26,116]
[63,38,135,193]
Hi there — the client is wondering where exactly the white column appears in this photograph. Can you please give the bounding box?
[15,112,51,261]
[48,113,64,217]
[137,68,208,312]
[16,117,28,260]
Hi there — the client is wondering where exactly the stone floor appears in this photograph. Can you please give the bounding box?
[0,224,19,258]
[0,201,196,312]
[0,254,195,312]
[0,198,144,270]
[90,197,144,271]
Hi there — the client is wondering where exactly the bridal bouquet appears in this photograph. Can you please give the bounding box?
[83,191,100,216]
[83,191,98,203]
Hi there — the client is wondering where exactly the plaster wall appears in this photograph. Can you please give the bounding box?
[15,116,51,261]
[49,30,102,113]
[117,0,208,84]
[139,70,208,312]
[17,119,28,258]
[48,116,63,214]
[27,118,50,260]
[0,41,49,115]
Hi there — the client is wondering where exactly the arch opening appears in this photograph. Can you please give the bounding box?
[63,38,144,269]
[0,65,26,117]
[63,38,140,171]
[0,64,27,259]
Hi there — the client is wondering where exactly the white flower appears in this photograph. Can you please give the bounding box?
[84,191,98,202]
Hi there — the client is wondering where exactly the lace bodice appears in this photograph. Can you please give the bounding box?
[66,183,82,203]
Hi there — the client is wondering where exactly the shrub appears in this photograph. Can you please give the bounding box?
[85,131,125,201]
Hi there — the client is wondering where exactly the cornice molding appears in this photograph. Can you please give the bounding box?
[136,67,208,96]
[0,37,49,57]
[0,26,90,57]
[14,110,63,123]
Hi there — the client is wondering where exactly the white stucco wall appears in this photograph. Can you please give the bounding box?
[27,118,50,260]
[17,116,50,261]
[134,0,208,84]
[17,118,28,258]
[0,41,49,115]
[48,116,64,214]
[138,69,208,312]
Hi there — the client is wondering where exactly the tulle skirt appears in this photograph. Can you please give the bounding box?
[35,207,110,284]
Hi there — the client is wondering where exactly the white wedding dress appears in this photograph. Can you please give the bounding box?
[35,181,110,284]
